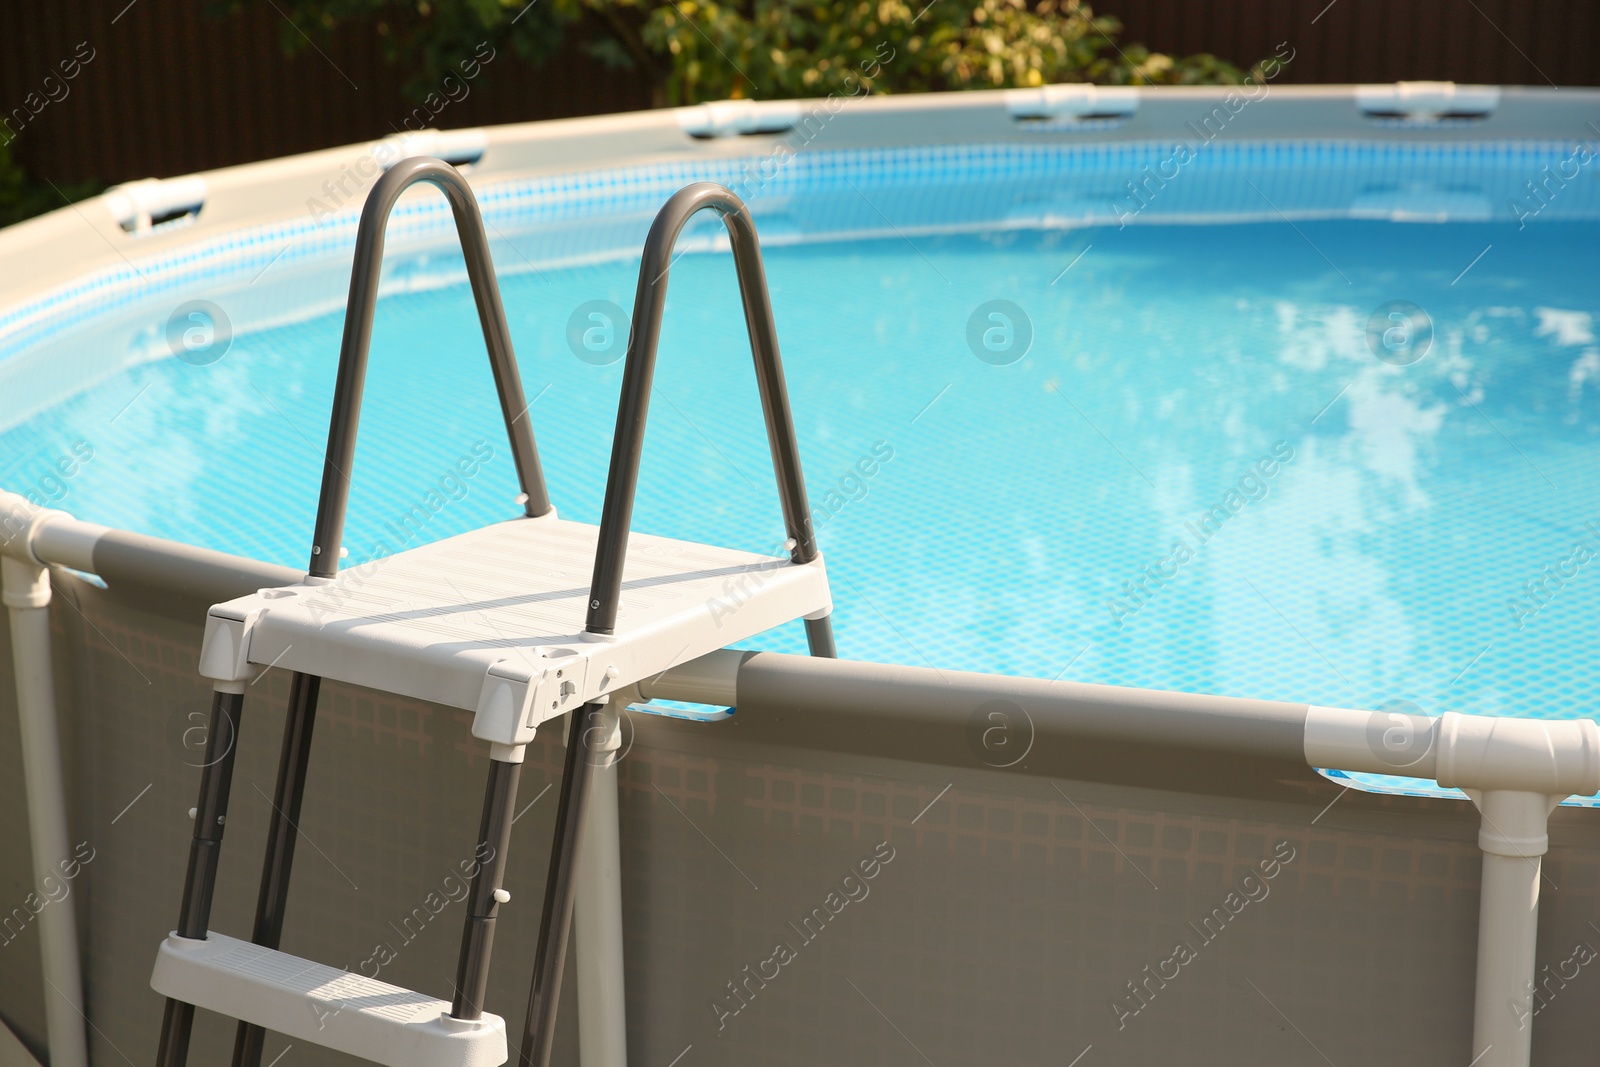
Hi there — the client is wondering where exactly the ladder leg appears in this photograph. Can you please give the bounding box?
[231,671,323,1067]
[451,754,523,1020]
[519,703,600,1067]
[803,615,836,659]
[156,686,246,1067]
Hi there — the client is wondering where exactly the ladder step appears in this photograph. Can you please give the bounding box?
[150,933,507,1067]
[196,515,832,748]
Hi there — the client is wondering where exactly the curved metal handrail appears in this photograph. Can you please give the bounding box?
[520,182,836,1067]
[308,156,551,578]
[583,182,826,643]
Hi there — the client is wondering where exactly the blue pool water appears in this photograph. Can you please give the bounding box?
[4,140,1600,800]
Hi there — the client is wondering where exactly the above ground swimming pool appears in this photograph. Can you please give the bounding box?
[3,113,1599,801]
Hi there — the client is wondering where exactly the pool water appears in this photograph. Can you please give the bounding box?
[4,142,1600,800]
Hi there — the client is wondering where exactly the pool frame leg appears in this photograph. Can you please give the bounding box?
[574,702,627,1067]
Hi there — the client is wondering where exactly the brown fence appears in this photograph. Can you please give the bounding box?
[1112,0,1597,87]
[0,0,1594,186]
[0,0,654,184]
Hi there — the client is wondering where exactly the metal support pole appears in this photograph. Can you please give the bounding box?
[156,686,246,1067]
[451,755,523,1021]
[231,671,322,1067]
[519,704,599,1067]
[803,615,836,659]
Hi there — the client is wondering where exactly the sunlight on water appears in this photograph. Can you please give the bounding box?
[3,178,1598,800]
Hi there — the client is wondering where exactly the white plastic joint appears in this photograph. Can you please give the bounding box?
[372,128,487,169]
[1466,789,1563,858]
[0,492,67,566]
[1005,83,1139,121]
[1305,706,1600,800]
[1434,712,1600,798]
[676,99,802,138]
[1355,82,1500,120]
[473,653,589,747]
[103,176,207,234]
[1,557,51,609]
[197,606,262,685]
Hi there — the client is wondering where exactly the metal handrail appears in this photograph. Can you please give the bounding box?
[521,183,836,1067]
[582,182,830,652]
[308,156,551,579]
[223,157,550,1067]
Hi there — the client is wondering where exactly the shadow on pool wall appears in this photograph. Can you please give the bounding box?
[2,577,1599,1066]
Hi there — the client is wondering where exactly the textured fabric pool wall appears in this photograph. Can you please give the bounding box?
[4,580,1600,1066]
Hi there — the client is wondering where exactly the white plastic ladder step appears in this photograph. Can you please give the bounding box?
[150,932,506,1067]
[196,514,832,748]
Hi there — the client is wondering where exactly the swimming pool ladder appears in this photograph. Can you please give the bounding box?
[149,158,835,1067]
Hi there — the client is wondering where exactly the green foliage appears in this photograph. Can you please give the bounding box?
[253,0,1249,107]
[1,0,1244,228]
[642,0,1251,103]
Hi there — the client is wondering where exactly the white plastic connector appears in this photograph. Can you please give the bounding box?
[676,100,802,138]
[1,557,50,609]
[1434,712,1600,799]
[472,652,589,747]
[0,492,68,566]
[1356,82,1499,121]
[532,654,588,727]
[1005,84,1139,122]
[1463,788,1561,857]
[197,606,262,686]
[372,129,488,169]
[474,661,539,747]
[1305,706,1600,799]
[104,177,207,235]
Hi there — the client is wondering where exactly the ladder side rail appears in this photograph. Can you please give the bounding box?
[156,688,247,1067]
[582,182,832,652]
[518,704,601,1067]
[521,183,837,1067]
[450,756,523,1020]
[309,155,552,579]
[231,673,321,1067]
[235,155,548,1067]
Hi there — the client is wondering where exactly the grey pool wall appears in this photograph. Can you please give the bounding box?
[5,508,1600,1067]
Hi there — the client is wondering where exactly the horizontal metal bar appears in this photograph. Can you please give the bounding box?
[92,530,301,605]
[640,650,1312,778]
[2,492,302,610]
